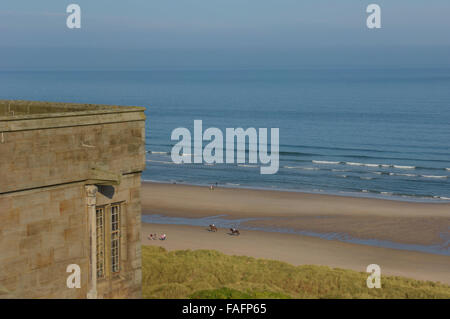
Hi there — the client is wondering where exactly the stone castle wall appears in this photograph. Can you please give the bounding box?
[0,174,142,298]
[0,103,145,298]
[0,182,89,298]
[0,117,145,194]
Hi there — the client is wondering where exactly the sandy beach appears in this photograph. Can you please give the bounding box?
[141,182,450,284]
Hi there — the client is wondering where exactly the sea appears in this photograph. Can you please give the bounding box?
[1,68,449,202]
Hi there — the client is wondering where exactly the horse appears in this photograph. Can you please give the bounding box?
[229,228,240,236]
[209,224,218,232]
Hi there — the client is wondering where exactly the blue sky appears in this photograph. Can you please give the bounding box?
[1,1,450,69]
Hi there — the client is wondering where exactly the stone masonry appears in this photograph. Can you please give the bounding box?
[0,100,146,298]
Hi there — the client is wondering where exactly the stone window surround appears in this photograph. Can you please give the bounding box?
[86,185,126,299]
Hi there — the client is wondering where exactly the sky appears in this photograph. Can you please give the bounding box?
[1,0,450,69]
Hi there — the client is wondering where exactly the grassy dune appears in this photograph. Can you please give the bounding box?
[142,246,450,299]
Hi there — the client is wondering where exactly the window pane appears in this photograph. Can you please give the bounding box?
[95,207,105,279]
[111,204,120,273]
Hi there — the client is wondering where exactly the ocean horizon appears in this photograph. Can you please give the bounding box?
[1,68,449,202]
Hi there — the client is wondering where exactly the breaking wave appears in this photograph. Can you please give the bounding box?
[310,160,432,171]
[284,166,319,170]
[421,175,447,179]
[148,151,170,155]
[312,160,341,165]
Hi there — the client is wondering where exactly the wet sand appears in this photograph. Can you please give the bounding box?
[142,223,450,284]
[142,182,450,246]
[141,182,450,283]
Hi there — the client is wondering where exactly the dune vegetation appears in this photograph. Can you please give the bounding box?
[142,246,450,299]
